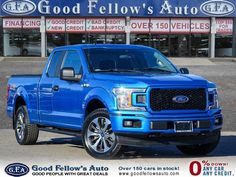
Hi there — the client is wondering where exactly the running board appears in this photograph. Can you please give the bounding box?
[39,127,81,137]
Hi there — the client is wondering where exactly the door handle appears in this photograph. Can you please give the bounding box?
[52,85,59,91]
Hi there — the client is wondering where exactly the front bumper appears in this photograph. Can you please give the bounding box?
[110,109,223,145]
[116,129,221,146]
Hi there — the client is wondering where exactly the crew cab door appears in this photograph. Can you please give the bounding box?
[51,50,84,130]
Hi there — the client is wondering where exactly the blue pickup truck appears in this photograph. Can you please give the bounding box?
[7,44,223,158]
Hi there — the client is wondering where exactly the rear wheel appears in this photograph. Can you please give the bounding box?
[15,106,39,145]
[82,108,122,159]
[176,131,220,156]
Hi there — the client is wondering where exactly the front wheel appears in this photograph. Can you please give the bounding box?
[176,131,220,156]
[82,108,122,159]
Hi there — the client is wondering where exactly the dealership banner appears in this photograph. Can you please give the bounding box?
[3,18,41,28]
[1,159,236,177]
[0,0,236,17]
[216,18,234,34]
[3,17,233,34]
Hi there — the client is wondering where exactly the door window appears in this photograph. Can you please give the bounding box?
[47,51,65,77]
[61,51,82,75]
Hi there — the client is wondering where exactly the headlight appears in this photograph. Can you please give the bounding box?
[208,88,219,109]
[112,88,146,111]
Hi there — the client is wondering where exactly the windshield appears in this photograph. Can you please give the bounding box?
[83,48,178,73]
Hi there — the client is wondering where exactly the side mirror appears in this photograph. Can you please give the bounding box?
[60,67,81,82]
[180,68,189,74]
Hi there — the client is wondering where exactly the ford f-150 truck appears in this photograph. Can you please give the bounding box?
[7,44,223,158]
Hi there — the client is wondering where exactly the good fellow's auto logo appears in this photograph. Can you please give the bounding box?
[200,0,235,16]
[172,95,189,104]
[2,0,36,15]
[5,163,29,177]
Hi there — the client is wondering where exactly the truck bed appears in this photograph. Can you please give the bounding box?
[10,74,42,77]
[7,75,42,120]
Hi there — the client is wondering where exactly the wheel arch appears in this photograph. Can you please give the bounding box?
[83,88,115,120]
[12,87,31,129]
[85,99,106,118]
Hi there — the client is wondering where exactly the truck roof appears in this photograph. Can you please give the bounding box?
[53,44,152,51]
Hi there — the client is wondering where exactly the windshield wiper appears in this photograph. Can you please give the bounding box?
[138,68,174,73]
[94,68,174,73]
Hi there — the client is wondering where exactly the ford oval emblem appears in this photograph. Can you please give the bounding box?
[5,163,29,177]
[200,0,235,16]
[172,95,189,104]
[1,0,36,15]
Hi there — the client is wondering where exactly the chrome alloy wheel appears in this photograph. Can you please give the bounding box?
[16,111,26,140]
[86,117,115,153]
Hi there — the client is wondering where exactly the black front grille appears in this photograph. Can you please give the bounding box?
[150,88,206,111]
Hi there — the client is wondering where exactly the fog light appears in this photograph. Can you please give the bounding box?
[123,120,133,127]
[196,120,211,129]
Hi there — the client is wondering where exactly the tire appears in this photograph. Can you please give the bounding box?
[176,131,220,156]
[15,105,39,145]
[82,108,122,159]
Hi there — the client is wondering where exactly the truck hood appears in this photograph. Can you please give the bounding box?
[92,73,210,87]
